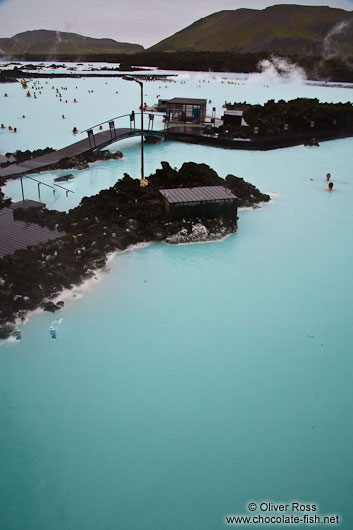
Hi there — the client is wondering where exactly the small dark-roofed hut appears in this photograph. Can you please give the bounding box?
[166,98,207,125]
[222,110,243,127]
[159,186,237,220]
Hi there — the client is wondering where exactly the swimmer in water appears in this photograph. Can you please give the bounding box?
[72,126,78,134]
[326,173,331,181]
[327,182,336,191]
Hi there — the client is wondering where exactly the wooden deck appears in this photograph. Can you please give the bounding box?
[0,207,64,258]
[0,128,164,179]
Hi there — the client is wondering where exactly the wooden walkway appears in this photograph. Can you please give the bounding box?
[0,128,164,179]
[0,207,64,258]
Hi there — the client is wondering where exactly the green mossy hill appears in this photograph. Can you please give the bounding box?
[0,30,144,56]
[148,5,353,57]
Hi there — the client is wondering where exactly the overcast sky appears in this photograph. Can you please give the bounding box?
[1,0,353,48]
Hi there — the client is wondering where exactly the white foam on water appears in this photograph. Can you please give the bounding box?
[0,335,18,346]
[49,242,152,309]
[162,232,234,246]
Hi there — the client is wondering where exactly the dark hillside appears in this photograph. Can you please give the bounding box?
[148,5,353,57]
[0,30,143,56]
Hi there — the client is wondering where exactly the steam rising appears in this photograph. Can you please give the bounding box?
[248,56,306,85]
[48,30,62,55]
[323,19,352,60]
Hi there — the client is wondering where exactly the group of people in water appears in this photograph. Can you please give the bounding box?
[1,123,17,133]
[0,80,343,195]
[326,173,336,191]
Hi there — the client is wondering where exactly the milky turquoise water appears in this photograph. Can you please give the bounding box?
[1,66,353,529]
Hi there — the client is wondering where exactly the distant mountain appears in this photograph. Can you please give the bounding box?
[0,30,144,56]
[148,5,353,57]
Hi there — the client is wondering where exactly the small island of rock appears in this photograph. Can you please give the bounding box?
[0,161,270,339]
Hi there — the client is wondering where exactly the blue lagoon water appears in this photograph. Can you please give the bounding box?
[1,66,353,529]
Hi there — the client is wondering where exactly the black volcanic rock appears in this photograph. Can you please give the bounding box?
[216,98,353,143]
[2,147,123,174]
[1,147,54,167]
[0,188,11,210]
[225,175,270,206]
[0,70,19,83]
[0,162,270,340]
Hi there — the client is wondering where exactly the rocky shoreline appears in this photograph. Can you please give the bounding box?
[0,148,123,180]
[0,66,173,83]
[165,98,353,151]
[219,98,353,140]
[0,161,270,340]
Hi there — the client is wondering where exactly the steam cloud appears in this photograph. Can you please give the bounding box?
[249,56,306,85]
[47,30,62,56]
[323,19,352,60]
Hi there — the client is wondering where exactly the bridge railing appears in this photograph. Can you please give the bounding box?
[18,173,74,203]
[81,111,167,149]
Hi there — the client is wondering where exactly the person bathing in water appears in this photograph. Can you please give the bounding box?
[327,182,336,191]
[325,172,346,185]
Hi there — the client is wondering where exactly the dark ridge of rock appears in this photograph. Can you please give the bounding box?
[225,174,270,206]
[1,147,123,172]
[222,98,353,139]
[2,147,55,167]
[0,161,270,340]
[0,70,19,83]
[55,157,89,171]
[0,188,12,210]
[40,300,65,312]
[54,173,74,182]
[0,323,16,339]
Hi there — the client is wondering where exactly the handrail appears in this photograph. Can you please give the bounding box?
[81,111,165,134]
[25,175,55,189]
[81,113,132,133]
[25,174,74,194]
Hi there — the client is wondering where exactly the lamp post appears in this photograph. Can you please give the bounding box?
[123,76,144,180]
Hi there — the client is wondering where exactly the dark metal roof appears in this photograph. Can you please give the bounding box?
[0,208,64,258]
[159,186,236,204]
[10,200,46,210]
[167,98,207,105]
[224,110,243,116]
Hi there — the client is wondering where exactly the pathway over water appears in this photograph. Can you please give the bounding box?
[0,128,156,179]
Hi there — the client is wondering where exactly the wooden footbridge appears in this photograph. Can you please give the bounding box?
[0,112,166,180]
